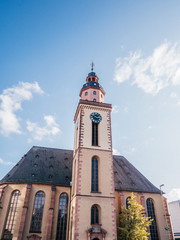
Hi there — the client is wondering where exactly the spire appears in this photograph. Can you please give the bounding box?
[91,61,94,72]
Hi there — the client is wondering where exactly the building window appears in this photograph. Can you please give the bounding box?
[126,197,131,209]
[91,205,99,224]
[88,78,91,82]
[93,99,96,102]
[85,92,88,96]
[30,191,45,233]
[146,198,159,240]
[93,91,96,95]
[2,190,20,240]
[91,157,99,192]
[92,122,98,146]
[92,77,95,82]
[56,193,68,240]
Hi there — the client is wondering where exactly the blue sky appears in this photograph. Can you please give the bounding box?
[0,0,180,202]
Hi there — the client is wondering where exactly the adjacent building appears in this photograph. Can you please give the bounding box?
[169,200,180,240]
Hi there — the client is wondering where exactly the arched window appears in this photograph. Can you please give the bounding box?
[91,205,99,224]
[85,92,88,96]
[93,91,96,95]
[2,190,20,240]
[92,122,98,146]
[91,157,99,192]
[30,191,45,233]
[93,99,96,102]
[126,197,131,209]
[56,193,68,240]
[146,198,159,240]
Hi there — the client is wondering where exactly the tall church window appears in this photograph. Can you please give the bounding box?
[56,193,68,240]
[91,157,99,192]
[2,190,20,240]
[146,198,159,240]
[126,197,131,209]
[30,191,45,233]
[92,122,98,146]
[91,205,99,224]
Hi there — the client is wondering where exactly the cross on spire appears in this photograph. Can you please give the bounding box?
[91,61,94,72]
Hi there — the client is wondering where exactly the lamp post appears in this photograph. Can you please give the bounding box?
[160,184,171,240]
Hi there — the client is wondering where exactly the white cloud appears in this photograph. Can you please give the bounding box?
[113,148,120,155]
[170,92,178,99]
[0,82,43,136]
[114,41,180,95]
[123,106,128,113]
[27,115,61,141]
[0,158,14,165]
[167,188,180,202]
[112,105,119,113]
[124,146,136,155]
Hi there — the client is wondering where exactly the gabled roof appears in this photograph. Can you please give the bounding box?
[0,146,160,194]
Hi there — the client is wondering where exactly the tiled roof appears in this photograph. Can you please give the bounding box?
[0,146,160,194]
[113,155,160,193]
[0,146,73,187]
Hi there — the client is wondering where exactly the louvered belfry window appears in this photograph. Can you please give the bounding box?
[30,191,45,233]
[56,193,68,240]
[91,157,98,192]
[2,190,20,240]
[92,122,98,146]
[91,205,99,224]
[146,198,159,240]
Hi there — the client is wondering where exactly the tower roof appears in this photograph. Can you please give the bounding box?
[0,146,161,194]
[79,65,105,102]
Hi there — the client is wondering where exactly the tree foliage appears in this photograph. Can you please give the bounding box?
[117,193,152,240]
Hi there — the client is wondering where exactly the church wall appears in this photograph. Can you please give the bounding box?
[51,185,71,240]
[81,87,104,103]
[0,183,27,240]
[71,196,116,240]
[115,190,173,240]
[80,106,111,150]
[75,148,114,196]
[0,183,71,240]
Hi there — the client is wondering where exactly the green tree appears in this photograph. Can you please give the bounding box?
[117,193,152,240]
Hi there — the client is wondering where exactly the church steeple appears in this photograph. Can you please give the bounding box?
[79,63,105,103]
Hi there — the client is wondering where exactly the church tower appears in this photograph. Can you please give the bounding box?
[70,64,117,240]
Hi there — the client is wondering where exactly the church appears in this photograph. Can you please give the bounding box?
[0,67,174,240]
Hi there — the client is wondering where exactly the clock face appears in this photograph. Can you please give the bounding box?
[90,112,102,123]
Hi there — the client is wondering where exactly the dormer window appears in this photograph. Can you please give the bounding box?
[85,92,88,96]
[93,91,96,95]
